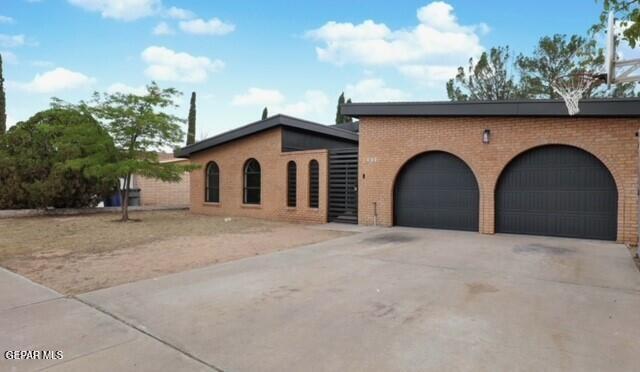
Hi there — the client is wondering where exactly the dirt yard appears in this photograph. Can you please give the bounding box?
[0,211,351,294]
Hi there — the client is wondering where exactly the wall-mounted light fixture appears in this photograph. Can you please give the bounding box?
[482,129,491,144]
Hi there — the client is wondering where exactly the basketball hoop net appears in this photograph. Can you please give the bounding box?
[551,73,604,116]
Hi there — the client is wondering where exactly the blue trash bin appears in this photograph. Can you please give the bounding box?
[104,192,121,207]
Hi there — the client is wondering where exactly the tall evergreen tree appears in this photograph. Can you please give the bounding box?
[335,92,346,124]
[262,107,268,120]
[0,53,6,135]
[344,98,353,123]
[186,92,196,145]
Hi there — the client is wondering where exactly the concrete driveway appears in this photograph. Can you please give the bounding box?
[3,227,640,371]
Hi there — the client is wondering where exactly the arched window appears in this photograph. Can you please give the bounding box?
[243,159,261,204]
[309,160,319,208]
[287,161,297,207]
[205,162,220,203]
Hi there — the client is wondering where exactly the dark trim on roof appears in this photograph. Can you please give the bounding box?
[176,114,358,157]
[341,98,640,118]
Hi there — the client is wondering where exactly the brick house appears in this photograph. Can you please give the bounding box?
[132,155,191,207]
[177,115,358,224]
[178,99,640,245]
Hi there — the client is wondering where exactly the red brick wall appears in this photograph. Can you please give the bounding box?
[189,127,328,223]
[358,116,640,244]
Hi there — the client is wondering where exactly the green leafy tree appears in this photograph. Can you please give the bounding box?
[447,46,522,101]
[593,0,640,47]
[0,53,6,135]
[516,34,607,99]
[262,107,268,120]
[186,92,196,145]
[80,83,199,221]
[591,3,640,96]
[0,108,117,209]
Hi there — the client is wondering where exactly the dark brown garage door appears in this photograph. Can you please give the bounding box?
[495,145,617,240]
[394,151,479,231]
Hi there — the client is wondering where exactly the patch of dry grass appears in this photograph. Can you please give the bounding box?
[0,211,278,261]
[0,211,352,294]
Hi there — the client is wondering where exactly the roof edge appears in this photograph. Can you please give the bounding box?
[341,98,640,118]
[176,114,358,158]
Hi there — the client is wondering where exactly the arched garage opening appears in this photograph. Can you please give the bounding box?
[394,151,479,231]
[495,145,618,240]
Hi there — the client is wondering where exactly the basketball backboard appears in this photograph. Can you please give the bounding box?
[605,11,640,86]
[605,11,616,86]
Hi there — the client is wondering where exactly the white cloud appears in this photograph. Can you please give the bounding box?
[398,64,458,85]
[165,6,194,20]
[306,1,485,67]
[153,22,174,36]
[232,88,285,106]
[107,82,147,95]
[476,23,490,35]
[417,1,477,33]
[6,113,16,129]
[345,78,410,102]
[231,88,330,119]
[141,46,224,83]
[179,18,235,35]
[13,67,95,93]
[0,34,25,48]
[1,51,18,64]
[67,0,160,21]
[30,60,54,67]
[0,15,14,24]
[278,90,330,118]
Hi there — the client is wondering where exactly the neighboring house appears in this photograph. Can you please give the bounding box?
[132,154,190,207]
[178,99,640,245]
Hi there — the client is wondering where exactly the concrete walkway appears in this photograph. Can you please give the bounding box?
[2,228,640,371]
[0,268,210,371]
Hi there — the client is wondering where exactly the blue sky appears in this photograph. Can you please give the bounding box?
[0,0,622,138]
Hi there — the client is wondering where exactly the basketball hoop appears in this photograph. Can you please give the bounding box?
[551,73,604,116]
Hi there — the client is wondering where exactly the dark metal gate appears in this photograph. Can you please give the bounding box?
[328,148,358,224]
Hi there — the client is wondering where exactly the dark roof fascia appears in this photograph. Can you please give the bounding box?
[176,114,358,157]
[341,98,640,118]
